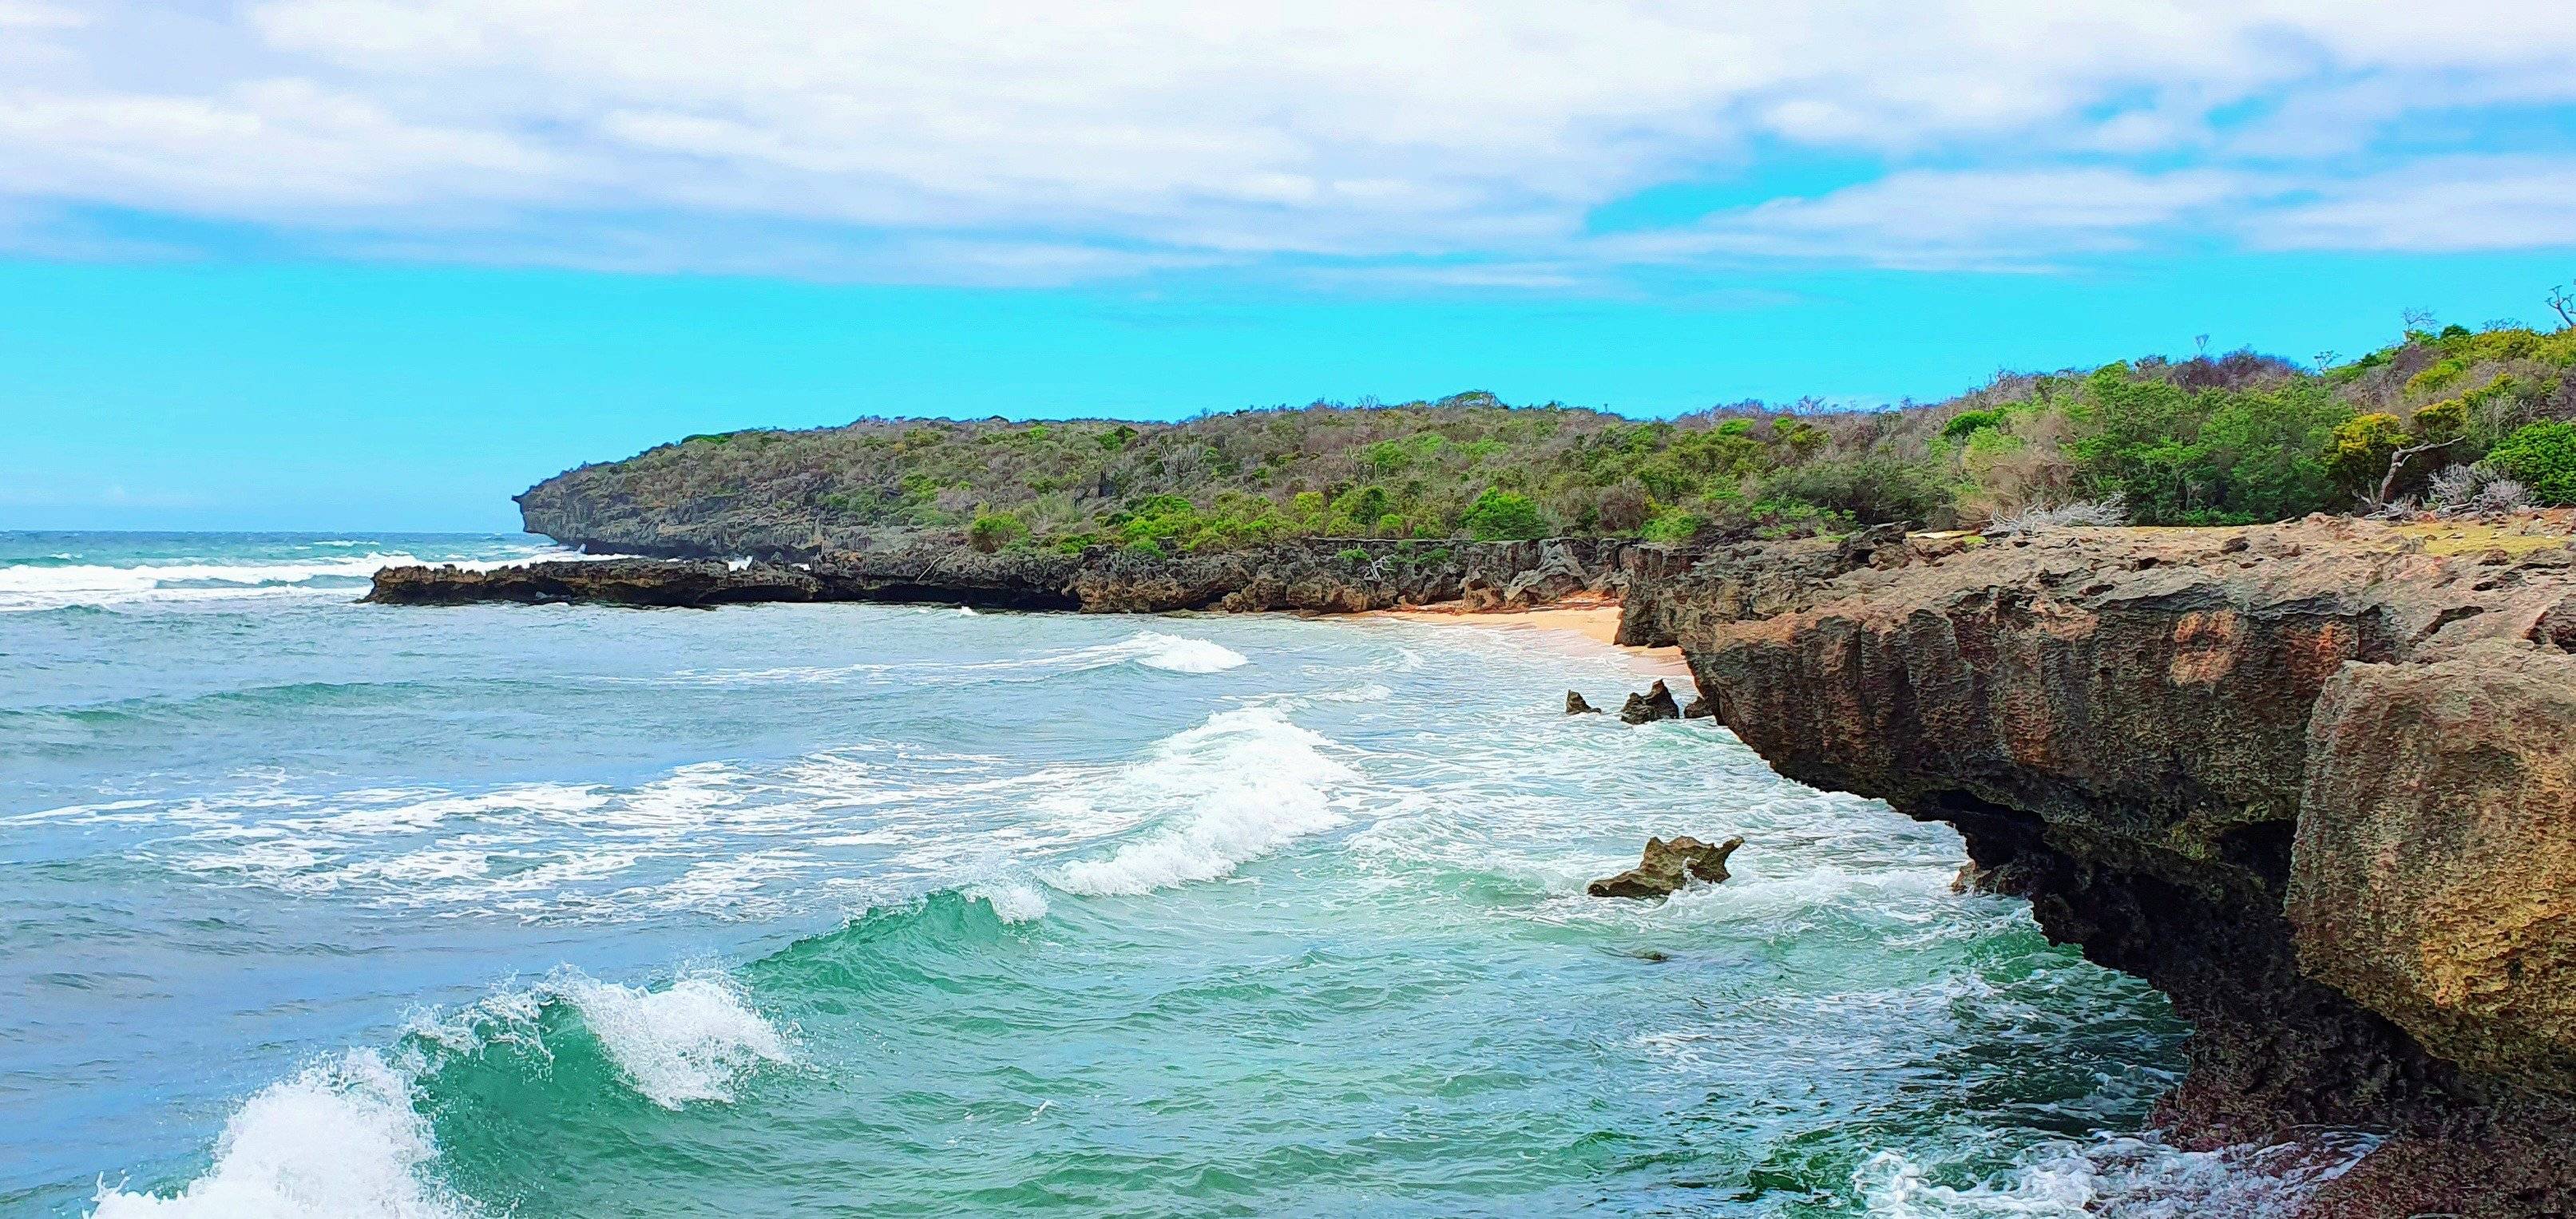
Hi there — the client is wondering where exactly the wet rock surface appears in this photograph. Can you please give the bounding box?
[1587,834,1744,898]
[1564,691,1600,714]
[1617,679,1682,724]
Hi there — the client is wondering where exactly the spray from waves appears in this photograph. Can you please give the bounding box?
[1853,1130,2383,1218]
[962,881,1052,924]
[548,972,794,1108]
[89,1052,469,1219]
[89,968,792,1217]
[1048,706,1354,896]
[0,551,595,613]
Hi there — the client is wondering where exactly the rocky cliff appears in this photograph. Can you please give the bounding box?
[1667,516,2576,1217]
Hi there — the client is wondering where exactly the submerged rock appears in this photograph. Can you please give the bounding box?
[1587,834,1744,899]
[1565,691,1601,714]
[1618,679,1682,723]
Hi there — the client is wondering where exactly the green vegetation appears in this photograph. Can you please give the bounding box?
[561,319,2576,553]
[2489,421,2576,505]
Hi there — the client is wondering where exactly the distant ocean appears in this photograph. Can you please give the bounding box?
[2,532,2356,1216]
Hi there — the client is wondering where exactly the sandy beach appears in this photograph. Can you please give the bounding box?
[1361,596,1693,675]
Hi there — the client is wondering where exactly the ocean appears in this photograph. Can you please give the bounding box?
[1,532,2352,1216]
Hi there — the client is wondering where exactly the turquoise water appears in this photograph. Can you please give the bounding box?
[3,531,2311,1216]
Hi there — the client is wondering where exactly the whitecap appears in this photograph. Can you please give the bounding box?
[553,971,793,1109]
[963,881,1051,924]
[1048,706,1354,896]
[88,1051,466,1219]
[0,550,600,612]
[1059,630,1247,674]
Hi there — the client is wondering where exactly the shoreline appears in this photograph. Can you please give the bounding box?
[1356,596,1693,675]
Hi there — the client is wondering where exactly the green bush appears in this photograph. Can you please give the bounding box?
[1460,489,1548,540]
[2487,422,2576,505]
[965,509,1028,553]
[1757,456,1950,527]
[1941,410,2003,441]
[1639,508,1703,542]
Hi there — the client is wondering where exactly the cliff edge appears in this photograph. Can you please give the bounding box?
[1669,516,2576,1217]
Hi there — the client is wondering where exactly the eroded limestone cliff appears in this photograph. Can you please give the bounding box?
[1661,517,2576,1217]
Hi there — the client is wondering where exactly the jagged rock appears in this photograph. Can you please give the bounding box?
[1618,679,1682,723]
[1501,540,1592,607]
[1587,834,1744,898]
[1565,691,1600,714]
[1678,515,2576,1213]
[1948,859,2035,897]
[1682,691,1714,719]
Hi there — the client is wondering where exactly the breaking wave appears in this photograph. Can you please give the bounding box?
[89,1052,469,1219]
[0,551,589,612]
[89,968,795,1217]
[1048,706,1354,895]
[1052,631,1247,675]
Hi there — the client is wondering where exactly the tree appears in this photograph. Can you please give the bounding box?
[1460,489,1547,540]
[2328,414,2407,501]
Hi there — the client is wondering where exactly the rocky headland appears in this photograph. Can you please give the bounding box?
[1652,515,2576,1217]
[374,506,2576,1216]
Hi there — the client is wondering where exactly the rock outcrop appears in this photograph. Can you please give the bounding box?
[366,558,822,607]
[376,536,1703,616]
[1565,691,1601,714]
[1670,516,2576,1217]
[1587,834,1745,898]
[1617,679,1682,724]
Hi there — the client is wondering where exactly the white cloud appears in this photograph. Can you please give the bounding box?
[0,2,2572,282]
[1603,168,2261,271]
[2250,156,2576,252]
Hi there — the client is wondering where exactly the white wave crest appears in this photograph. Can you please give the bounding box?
[555,971,793,1109]
[1,551,589,612]
[1049,706,1353,896]
[963,881,1051,923]
[89,1051,466,1219]
[1065,631,1247,674]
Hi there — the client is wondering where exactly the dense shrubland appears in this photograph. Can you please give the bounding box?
[557,319,2576,554]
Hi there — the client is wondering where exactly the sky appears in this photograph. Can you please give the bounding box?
[6,2,2576,530]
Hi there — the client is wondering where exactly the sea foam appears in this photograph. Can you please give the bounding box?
[89,1052,465,1219]
[1853,1130,2382,1217]
[0,551,590,613]
[1049,706,1354,896]
[553,971,793,1109]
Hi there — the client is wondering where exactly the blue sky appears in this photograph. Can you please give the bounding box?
[6,3,2576,530]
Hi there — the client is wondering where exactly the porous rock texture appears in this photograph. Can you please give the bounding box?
[1669,516,2576,1217]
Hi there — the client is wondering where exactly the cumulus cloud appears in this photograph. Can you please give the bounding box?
[1,1,2573,283]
